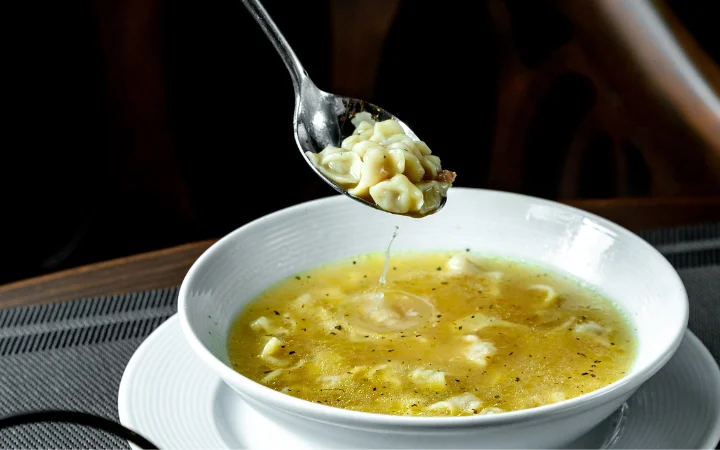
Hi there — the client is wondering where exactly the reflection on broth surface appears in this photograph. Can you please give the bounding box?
[227,252,636,416]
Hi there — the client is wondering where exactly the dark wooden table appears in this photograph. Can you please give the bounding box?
[1,197,719,310]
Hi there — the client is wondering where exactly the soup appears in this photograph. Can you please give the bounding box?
[227,251,636,416]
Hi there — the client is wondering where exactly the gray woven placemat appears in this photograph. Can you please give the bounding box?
[0,223,719,449]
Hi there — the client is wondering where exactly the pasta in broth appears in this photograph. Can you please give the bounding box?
[227,251,636,416]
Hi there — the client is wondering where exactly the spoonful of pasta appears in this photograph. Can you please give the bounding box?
[240,0,456,218]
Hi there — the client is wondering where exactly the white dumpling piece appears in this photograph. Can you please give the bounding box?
[444,257,504,297]
[366,363,402,387]
[250,316,272,333]
[369,119,405,142]
[426,393,484,415]
[319,374,351,388]
[341,134,367,151]
[463,335,497,366]
[260,337,288,367]
[445,255,483,276]
[409,369,447,391]
[262,360,305,382]
[420,154,442,180]
[385,136,423,159]
[250,316,288,335]
[349,147,404,198]
[400,151,426,182]
[351,112,375,127]
[528,284,559,305]
[415,181,451,216]
[574,321,612,346]
[414,141,432,156]
[369,174,424,214]
[307,147,362,186]
[351,140,383,159]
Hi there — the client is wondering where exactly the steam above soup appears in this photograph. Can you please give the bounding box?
[227,251,636,416]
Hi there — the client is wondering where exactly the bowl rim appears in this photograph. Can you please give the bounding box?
[178,187,689,428]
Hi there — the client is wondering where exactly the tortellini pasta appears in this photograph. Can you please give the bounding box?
[574,321,612,347]
[462,335,497,366]
[260,337,289,367]
[426,393,483,415]
[409,369,447,391]
[307,114,456,216]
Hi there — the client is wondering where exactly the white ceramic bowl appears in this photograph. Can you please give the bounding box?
[178,188,689,449]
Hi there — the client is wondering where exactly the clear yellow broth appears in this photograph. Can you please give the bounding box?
[227,251,636,416]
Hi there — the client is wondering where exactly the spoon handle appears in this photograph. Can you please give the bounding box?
[241,0,307,94]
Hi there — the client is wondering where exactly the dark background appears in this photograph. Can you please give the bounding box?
[2,0,720,285]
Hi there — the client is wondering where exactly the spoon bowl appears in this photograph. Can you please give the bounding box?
[242,0,448,217]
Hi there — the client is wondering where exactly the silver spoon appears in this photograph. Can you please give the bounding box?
[240,0,447,218]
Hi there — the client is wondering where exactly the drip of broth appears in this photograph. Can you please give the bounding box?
[227,251,636,416]
[365,226,435,332]
[378,226,399,287]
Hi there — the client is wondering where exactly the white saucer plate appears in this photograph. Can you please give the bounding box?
[118,315,720,449]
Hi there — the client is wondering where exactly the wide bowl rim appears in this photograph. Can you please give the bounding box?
[178,187,689,428]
